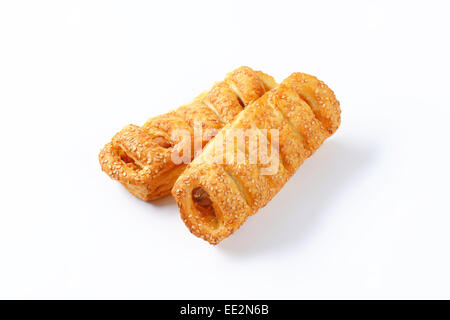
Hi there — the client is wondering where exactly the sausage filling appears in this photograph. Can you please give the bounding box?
[119,148,141,170]
[192,187,217,225]
[236,95,245,108]
[153,136,172,148]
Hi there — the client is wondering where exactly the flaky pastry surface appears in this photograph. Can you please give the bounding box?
[172,72,341,244]
[99,67,277,201]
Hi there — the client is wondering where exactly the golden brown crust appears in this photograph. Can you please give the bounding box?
[203,82,243,123]
[99,67,276,201]
[255,71,277,91]
[226,104,291,193]
[174,162,253,245]
[196,128,273,213]
[224,66,267,106]
[172,72,341,244]
[281,73,341,134]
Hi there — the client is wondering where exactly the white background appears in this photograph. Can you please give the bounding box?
[0,0,449,299]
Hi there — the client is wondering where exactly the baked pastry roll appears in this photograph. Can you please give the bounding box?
[99,67,277,201]
[172,72,341,244]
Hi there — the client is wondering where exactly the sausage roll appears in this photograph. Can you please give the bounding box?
[172,72,341,244]
[99,67,277,201]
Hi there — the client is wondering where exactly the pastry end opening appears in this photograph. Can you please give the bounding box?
[192,187,218,227]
